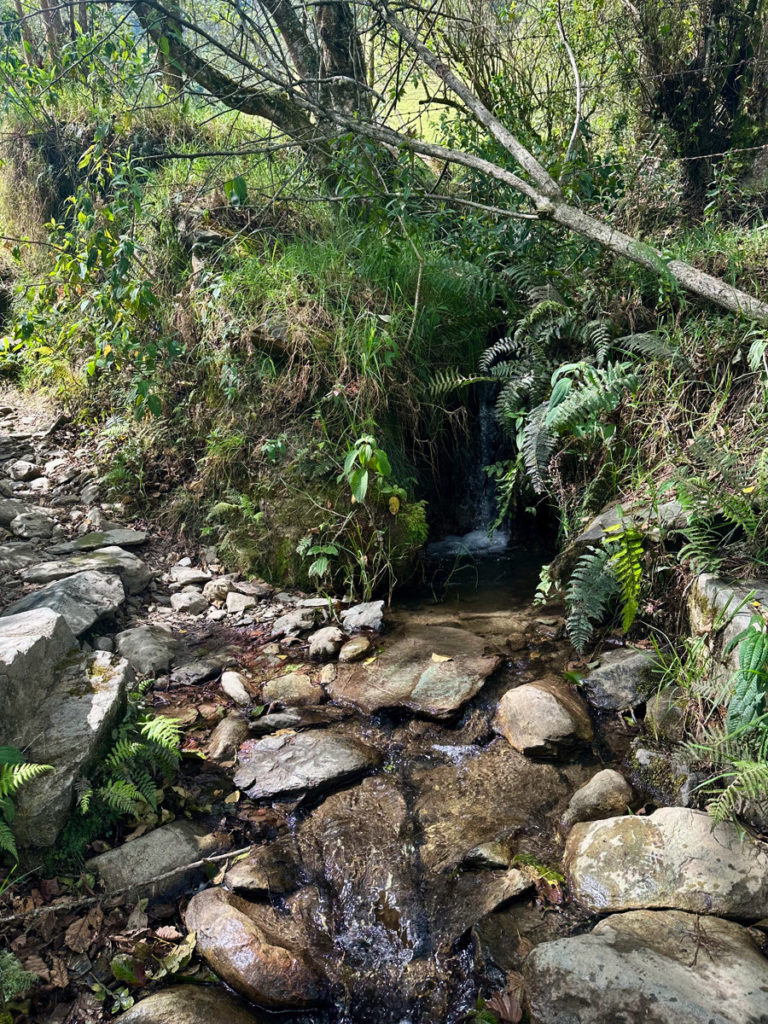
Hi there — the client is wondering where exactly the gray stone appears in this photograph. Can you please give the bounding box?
[10,510,54,539]
[565,806,768,919]
[0,498,34,526]
[270,606,318,638]
[170,589,208,615]
[21,545,151,594]
[562,768,633,828]
[340,600,384,632]
[233,579,273,599]
[185,887,325,1009]
[87,821,226,896]
[48,529,148,553]
[8,459,40,481]
[118,986,269,1024]
[93,636,113,652]
[0,608,79,743]
[169,565,211,586]
[207,712,249,762]
[327,624,500,717]
[525,909,768,1024]
[249,707,351,735]
[220,669,253,706]
[170,647,238,687]
[233,728,380,801]
[2,570,126,636]
[630,742,704,806]
[262,671,318,706]
[226,591,257,615]
[580,647,659,710]
[688,573,768,687]
[462,841,511,869]
[496,678,593,756]
[0,541,39,572]
[116,625,178,676]
[307,625,345,660]
[13,652,133,847]
[338,635,373,662]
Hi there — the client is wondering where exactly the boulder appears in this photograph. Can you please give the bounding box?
[0,608,78,743]
[308,625,345,660]
[203,577,235,603]
[13,652,133,847]
[87,821,226,896]
[170,589,208,615]
[116,624,178,676]
[8,459,40,481]
[561,769,633,828]
[10,510,54,539]
[233,728,380,801]
[184,887,325,1009]
[327,624,500,717]
[565,806,768,919]
[580,647,659,710]
[340,600,384,631]
[220,669,253,706]
[495,678,593,756]
[118,986,270,1024]
[20,545,151,594]
[207,712,249,762]
[2,570,125,636]
[261,672,319,706]
[525,909,768,1024]
[225,591,256,615]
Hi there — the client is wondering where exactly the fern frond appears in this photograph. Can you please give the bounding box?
[427,369,490,398]
[614,332,686,366]
[97,780,145,815]
[605,524,644,633]
[522,403,555,494]
[707,760,768,825]
[0,819,17,860]
[565,546,618,653]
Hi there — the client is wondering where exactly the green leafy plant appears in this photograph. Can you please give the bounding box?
[78,682,181,819]
[0,950,37,1022]
[0,747,53,861]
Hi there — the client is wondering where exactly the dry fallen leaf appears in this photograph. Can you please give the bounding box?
[49,955,69,989]
[154,925,183,941]
[431,653,453,663]
[64,905,103,953]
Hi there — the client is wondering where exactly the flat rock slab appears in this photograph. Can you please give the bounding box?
[14,651,133,847]
[185,886,325,1009]
[565,806,768,919]
[525,909,768,1024]
[87,821,226,896]
[116,624,178,676]
[2,570,126,636]
[20,545,151,594]
[10,510,54,539]
[170,646,238,687]
[118,986,273,1024]
[233,728,381,801]
[327,624,500,717]
[0,608,78,744]
[48,529,148,553]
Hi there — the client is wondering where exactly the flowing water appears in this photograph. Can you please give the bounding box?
[206,533,606,1023]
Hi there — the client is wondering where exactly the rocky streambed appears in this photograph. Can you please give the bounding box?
[1,398,768,1024]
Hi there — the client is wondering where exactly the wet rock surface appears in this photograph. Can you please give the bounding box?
[495,677,593,755]
[118,985,274,1024]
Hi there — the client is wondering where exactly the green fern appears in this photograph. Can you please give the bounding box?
[565,546,618,653]
[725,618,768,733]
[522,402,556,494]
[604,523,644,633]
[707,759,768,826]
[0,950,38,1006]
[0,748,53,861]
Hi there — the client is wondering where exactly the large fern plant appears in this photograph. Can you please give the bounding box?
[78,682,181,818]
[0,748,53,861]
